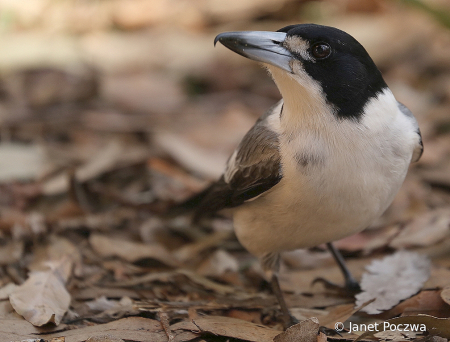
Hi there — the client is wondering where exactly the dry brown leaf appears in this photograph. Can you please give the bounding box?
[86,296,125,312]
[0,240,24,265]
[102,268,236,295]
[319,304,360,329]
[74,286,146,301]
[158,311,174,342]
[379,290,450,318]
[196,249,239,277]
[174,229,232,263]
[85,296,138,319]
[89,233,179,267]
[0,143,46,182]
[172,315,280,342]
[57,208,136,232]
[287,292,354,309]
[155,132,227,179]
[441,286,450,305]
[290,308,328,323]
[0,210,47,238]
[0,318,61,341]
[227,309,262,324]
[0,282,18,300]
[176,269,236,295]
[424,267,450,289]
[46,200,85,223]
[336,225,401,255]
[291,304,365,330]
[422,336,449,342]
[9,237,79,326]
[147,158,206,192]
[42,317,194,342]
[421,168,450,189]
[373,328,422,341]
[9,260,71,326]
[273,317,319,342]
[390,209,450,249]
[86,335,125,342]
[29,236,81,276]
[43,140,149,195]
[317,332,327,342]
[0,301,17,319]
[102,271,175,287]
[355,251,430,314]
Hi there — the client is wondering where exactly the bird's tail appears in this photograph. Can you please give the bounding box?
[164,185,213,220]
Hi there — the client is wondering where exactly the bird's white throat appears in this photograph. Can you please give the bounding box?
[266,64,336,136]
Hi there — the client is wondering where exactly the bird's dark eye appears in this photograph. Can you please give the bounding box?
[311,42,331,59]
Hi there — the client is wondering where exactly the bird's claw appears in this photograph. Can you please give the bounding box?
[312,277,361,295]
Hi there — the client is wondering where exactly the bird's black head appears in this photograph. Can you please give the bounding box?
[278,24,387,120]
[215,24,388,120]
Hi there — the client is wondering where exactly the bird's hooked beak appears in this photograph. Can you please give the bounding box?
[214,31,293,73]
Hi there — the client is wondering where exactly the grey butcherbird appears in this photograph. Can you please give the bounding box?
[174,24,423,328]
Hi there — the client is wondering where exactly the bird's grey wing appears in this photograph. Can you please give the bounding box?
[397,102,423,162]
[192,102,282,217]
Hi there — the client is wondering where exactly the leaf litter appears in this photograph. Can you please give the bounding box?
[9,237,80,326]
[355,251,431,314]
[0,0,450,341]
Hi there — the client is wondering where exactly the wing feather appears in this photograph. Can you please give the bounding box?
[192,102,283,218]
[397,102,423,162]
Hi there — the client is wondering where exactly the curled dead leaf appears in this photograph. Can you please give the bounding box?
[86,335,125,342]
[197,249,239,277]
[380,290,450,318]
[390,209,450,249]
[89,233,179,267]
[172,315,280,342]
[0,282,18,300]
[273,317,320,342]
[441,286,450,306]
[9,238,79,326]
[355,251,430,314]
[9,263,71,326]
[317,332,327,342]
[0,240,24,265]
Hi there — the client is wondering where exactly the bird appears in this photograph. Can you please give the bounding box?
[172,23,423,328]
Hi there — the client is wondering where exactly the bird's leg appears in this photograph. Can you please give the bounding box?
[262,253,298,329]
[270,272,299,329]
[326,242,360,293]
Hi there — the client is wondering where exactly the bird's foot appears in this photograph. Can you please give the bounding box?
[345,278,361,293]
[312,277,361,295]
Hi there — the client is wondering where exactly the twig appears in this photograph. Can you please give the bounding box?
[158,311,174,342]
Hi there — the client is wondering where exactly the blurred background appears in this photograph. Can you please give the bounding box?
[0,0,450,299]
[0,0,449,198]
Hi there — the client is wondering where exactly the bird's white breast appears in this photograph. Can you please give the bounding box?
[233,88,418,257]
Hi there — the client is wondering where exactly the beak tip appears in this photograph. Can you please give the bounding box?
[213,34,222,47]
